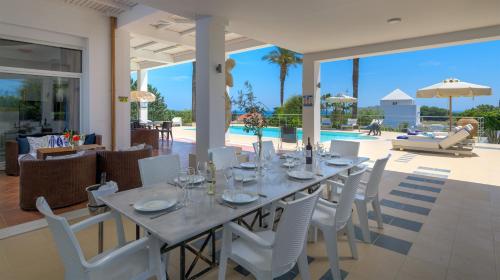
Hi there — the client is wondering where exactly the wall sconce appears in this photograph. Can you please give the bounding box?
[316,82,321,88]
[215,64,222,73]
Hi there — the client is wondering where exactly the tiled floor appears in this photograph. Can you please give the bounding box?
[1,135,500,279]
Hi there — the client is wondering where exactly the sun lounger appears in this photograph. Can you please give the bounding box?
[321,118,332,129]
[341,118,358,130]
[392,126,474,156]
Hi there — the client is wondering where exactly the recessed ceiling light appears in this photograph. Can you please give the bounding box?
[387,17,402,24]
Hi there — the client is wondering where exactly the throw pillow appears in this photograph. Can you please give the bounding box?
[48,135,68,148]
[84,133,96,145]
[16,137,30,154]
[119,143,146,151]
[27,136,49,154]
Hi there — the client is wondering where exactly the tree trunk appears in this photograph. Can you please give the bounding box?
[192,61,196,122]
[280,65,286,107]
[352,58,359,118]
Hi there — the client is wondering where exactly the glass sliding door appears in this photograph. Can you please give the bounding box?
[0,38,82,167]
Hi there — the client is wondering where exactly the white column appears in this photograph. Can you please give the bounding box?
[137,69,149,123]
[301,55,321,144]
[114,28,131,149]
[195,16,227,163]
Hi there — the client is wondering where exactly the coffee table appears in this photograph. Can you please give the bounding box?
[36,144,105,160]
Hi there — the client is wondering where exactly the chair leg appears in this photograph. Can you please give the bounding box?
[322,227,341,280]
[372,197,384,229]
[218,224,232,280]
[150,237,167,280]
[355,200,371,243]
[297,246,311,280]
[308,226,318,243]
[346,217,358,259]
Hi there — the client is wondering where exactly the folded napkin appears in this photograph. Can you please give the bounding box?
[89,181,118,205]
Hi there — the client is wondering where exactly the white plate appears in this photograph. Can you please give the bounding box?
[174,175,205,185]
[287,170,315,180]
[282,161,297,167]
[240,162,257,169]
[222,192,259,204]
[327,159,353,166]
[133,197,177,212]
[234,174,257,183]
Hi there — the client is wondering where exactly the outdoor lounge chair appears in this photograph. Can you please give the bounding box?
[321,118,332,129]
[392,126,474,156]
[341,118,359,130]
[172,117,182,126]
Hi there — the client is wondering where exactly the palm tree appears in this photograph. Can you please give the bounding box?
[352,58,359,118]
[191,61,196,122]
[262,47,302,106]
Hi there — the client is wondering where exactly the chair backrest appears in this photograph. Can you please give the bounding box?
[329,140,360,157]
[36,197,87,278]
[272,186,323,276]
[335,168,365,228]
[280,127,297,143]
[162,121,172,129]
[439,129,469,149]
[253,140,276,157]
[347,118,357,125]
[208,146,238,170]
[365,154,391,199]
[139,154,181,186]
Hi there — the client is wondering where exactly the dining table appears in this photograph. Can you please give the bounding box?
[99,154,369,280]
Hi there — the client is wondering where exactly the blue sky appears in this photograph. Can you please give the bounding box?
[132,40,500,112]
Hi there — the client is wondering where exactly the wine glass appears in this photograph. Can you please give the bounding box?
[176,171,189,206]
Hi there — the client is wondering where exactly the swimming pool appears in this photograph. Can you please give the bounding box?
[186,126,375,142]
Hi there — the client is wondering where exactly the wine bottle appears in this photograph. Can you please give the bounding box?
[306,137,313,164]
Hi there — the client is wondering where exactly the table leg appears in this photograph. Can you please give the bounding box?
[136,225,140,240]
[180,242,186,280]
[98,221,104,253]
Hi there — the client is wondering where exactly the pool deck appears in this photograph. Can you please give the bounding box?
[2,126,500,279]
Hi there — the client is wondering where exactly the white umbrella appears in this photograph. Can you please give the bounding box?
[326,94,358,104]
[326,94,358,126]
[130,90,156,102]
[417,78,492,130]
[130,91,157,121]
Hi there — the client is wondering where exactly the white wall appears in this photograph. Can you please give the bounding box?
[0,0,113,147]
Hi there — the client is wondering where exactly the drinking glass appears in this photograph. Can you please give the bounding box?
[176,171,189,206]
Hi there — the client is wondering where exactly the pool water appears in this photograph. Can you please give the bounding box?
[186,126,375,142]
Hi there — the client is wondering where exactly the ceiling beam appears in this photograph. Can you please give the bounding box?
[153,44,181,53]
[179,27,196,36]
[130,49,174,64]
[92,0,132,11]
[133,41,157,50]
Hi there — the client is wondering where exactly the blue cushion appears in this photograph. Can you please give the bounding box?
[84,133,96,145]
[397,135,409,140]
[17,137,30,154]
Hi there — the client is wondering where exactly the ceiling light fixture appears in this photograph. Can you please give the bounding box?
[387,17,402,24]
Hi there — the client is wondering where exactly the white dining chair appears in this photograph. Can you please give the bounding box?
[36,197,166,280]
[300,167,366,280]
[329,140,360,157]
[332,154,391,242]
[208,146,238,170]
[139,154,181,186]
[252,140,276,157]
[218,186,324,280]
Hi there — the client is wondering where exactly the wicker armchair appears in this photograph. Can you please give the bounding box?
[19,151,97,210]
[96,145,153,192]
[131,128,159,149]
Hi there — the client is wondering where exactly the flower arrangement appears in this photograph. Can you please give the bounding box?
[234,82,268,170]
[63,130,81,147]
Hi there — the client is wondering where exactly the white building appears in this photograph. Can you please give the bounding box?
[380,89,420,129]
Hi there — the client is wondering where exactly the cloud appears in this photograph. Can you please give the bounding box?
[419,60,441,67]
[169,75,190,81]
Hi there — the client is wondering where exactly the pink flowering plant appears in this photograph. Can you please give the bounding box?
[233,81,268,137]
